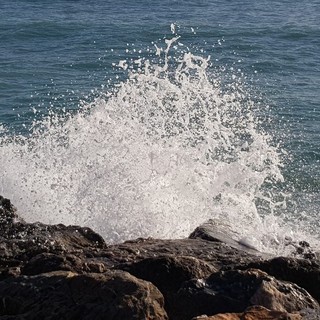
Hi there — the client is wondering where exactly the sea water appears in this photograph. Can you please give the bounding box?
[0,0,319,255]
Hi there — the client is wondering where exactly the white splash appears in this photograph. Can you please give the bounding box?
[118,60,128,70]
[170,23,176,34]
[0,36,318,254]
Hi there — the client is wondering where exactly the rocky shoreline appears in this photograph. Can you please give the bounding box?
[0,195,319,319]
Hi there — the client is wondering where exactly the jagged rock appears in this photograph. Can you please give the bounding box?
[245,257,320,302]
[0,196,264,276]
[189,219,266,256]
[0,195,21,226]
[102,237,264,271]
[299,308,320,320]
[190,219,319,260]
[290,240,319,260]
[192,305,302,320]
[1,195,320,319]
[0,270,168,320]
[119,254,216,293]
[173,269,319,320]
[0,195,107,278]
[119,254,216,318]
[21,252,102,275]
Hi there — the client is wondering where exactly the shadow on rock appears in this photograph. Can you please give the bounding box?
[172,268,319,320]
[0,270,168,320]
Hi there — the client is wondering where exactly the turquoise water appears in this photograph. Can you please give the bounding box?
[0,0,319,252]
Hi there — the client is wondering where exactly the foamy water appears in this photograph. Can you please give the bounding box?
[0,36,319,255]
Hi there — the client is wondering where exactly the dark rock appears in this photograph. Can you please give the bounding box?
[173,269,319,320]
[22,253,84,275]
[102,237,264,271]
[0,195,108,278]
[119,254,216,319]
[22,252,107,275]
[0,270,168,320]
[1,195,320,319]
[245,257,320,302]
[192,305,303,320]
[120,254,216,293]
[0,195,21,226]
[281,237,319,260]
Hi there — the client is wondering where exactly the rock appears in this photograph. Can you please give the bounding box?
[290,240,319,259]
[0,196,264,278]
[173,269,319,320]
[1,194,320,319]
[119,254,216,319]
[102,237,264,271]
[0,195,107,278]
[190,220,320,260]
[22,253,87,275]
[120,254,216,293]
[246,257,320,302]
[0,270,168,320]
[0,195,22,227]
[299,308,320,319]
[189,219,267,256]
[192,305,302,320]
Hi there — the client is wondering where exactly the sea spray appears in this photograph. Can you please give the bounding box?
[0,36,318,254]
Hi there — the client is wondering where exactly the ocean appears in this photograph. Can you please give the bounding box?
[0,0,319,255]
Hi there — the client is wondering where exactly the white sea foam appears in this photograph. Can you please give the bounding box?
[0,36,318,254]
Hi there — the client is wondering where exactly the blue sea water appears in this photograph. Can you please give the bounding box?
[0,0,319,253]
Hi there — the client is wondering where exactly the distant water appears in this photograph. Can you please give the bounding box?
[0,0,319,255]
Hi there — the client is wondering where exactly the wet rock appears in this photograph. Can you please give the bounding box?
[22,253,85,275]
[291,240,318,259]
[102,237,264,271]
[0,195,107,277]
[245,257,320,302]
[0,195,22,226]
[20,252,108,276]
[1,195,320,319]
[189,220,320,261]
[189,219,265,256]
[0,270,168,320]
[120,254,216,293]
[173,269,319,320]
[119,254,216,319]
[192,305,302,320]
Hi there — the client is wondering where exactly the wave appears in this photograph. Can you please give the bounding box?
[0,35,318,254]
